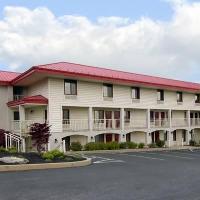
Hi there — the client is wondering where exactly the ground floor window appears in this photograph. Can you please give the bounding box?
[173,131,176,141]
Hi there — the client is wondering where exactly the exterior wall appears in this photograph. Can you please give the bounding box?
[130,131,145,143]
[193,129,200,144]
[27,79,48,98]
[0,85,12,130]
[70,135,88,146]
[25,106,46,121]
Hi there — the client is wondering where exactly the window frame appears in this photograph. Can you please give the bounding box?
[103,83,113,98]
[64,79,77,95]
[131,87,140,100]
[63,109,70,124]
[124,110,131,123]
[157,89,164,101]
[195,94,200,104]
[94,110,104,123]
[177,91,183,103]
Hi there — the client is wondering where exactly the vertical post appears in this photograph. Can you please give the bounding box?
[120,108,124,130]
[167,131,171,147]
[19,105,25,136]
[22,138,26,152]
[5,134,8,150]
[168,109,172,128]
[17,140,20,152]
[186,130,191,145]
[9,135,12,148]
[187,110,191,128]
[147,109,150,129]
[63,140,66,153]
[47,142,50,151]
[88,107,93,131]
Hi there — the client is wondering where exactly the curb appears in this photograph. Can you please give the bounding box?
[67,146,200,155]
[0,158,92,172]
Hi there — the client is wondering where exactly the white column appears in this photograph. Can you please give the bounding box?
[5,134,8,150]
[62,140,66,153]
[22,138,26,152]
[187,110,191,128]
[19,105,25,136]
[147,109,150,129]
[47,142,50,151]
[120,108,124,130]
[186,130,191,145]
[167,131,172,147]
[145,132,151,145]
[88,107,93,131]
[168,109,172,128]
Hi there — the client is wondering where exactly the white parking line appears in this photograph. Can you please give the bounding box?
[120,153,165,161]
[143,152,195,160]
[170,151,200,157]
[87,155,125,164]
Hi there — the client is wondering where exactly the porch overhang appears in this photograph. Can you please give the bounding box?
[7,95,48,107]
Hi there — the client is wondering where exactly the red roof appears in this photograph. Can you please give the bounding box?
[7,95,48,107]
[0,70,21,85]
[12,62,200,92]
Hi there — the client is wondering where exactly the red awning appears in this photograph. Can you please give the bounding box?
[7,95,48,107]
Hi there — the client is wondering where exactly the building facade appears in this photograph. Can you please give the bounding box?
[1,62,200,151]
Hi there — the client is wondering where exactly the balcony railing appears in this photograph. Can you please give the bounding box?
[63,119,89,131]
[191,118,200,127]
[172,118,188,127]
[124,119,147,129]
[93,119,121,131]
[150,119,169,128]
[11,120,46,135]
[13,95,24,101]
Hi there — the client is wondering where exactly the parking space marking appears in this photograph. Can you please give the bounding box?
[143,152,195,160]
[170,151,200,157]
[85,155,125,164]
[120,153,165,161]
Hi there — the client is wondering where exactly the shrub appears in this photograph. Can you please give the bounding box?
[106,142,120,150]
[138,143,145,149]
[0,147,8,153]
[70,142,82,151]
[84,142,99,151]
[127,142,138,149]
[42,149,65,160]
[156,140,165,148]
[42,151,54,161]
[119,142,128,149]
[148,143,157,148]
[189,140,196,146]
[8,147,17,153]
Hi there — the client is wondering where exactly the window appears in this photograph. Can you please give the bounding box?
[103,84,113,98]
[94,110,104,122]
[132,87,140,99]
[64,80,77,95]
[173,131,176,141]
[177,91,183,103]
[124,110,131,123]
[182,130,186,142]
[63,109,70,124]
[14,111,20,121]
[157,89,164,101]
[195,94,200,103]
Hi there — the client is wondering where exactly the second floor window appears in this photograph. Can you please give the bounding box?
[124,110,130,123]
[132,87,140,99]
[64,80,77,95]
[63,109,70,124]
[177,91,183,103]
[195,94,200,103]
[103,84,113,98]
[157,89,164,101]
[94,110,104,123]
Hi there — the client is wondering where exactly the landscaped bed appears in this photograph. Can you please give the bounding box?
[0,148,85,165]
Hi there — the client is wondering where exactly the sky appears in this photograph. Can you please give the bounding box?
[0,0,200,82]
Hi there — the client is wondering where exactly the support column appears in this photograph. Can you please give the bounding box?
[120,108,124,130]
[88,107,93,131]
[22,138,26,152]
[166,131,172,147]
[19,105,25,136]
[168,109,172,128]
[187,110,191,128]
[147,109,150,129]
[186,130,191,145]
[62,140,66,153]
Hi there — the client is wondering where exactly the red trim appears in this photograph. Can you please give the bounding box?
[7,95,48,107]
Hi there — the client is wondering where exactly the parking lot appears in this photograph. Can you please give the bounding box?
[1,149,200,200]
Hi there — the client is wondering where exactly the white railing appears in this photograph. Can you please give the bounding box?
[150,119,169,128]
[93,119,121,131]
[191,118,200,127]
[172,118,188,127]
[63,119,89,131]
[124,119,147,129]
[13,95,24,101]
[11,120,46,134]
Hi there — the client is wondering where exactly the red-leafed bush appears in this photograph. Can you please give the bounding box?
[29,123,51,153]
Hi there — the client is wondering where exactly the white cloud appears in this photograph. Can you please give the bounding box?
[0,2,200,82]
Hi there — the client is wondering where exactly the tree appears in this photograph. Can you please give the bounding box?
[29,123,51,153]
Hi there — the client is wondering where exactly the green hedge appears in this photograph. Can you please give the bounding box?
[70,142,83,151]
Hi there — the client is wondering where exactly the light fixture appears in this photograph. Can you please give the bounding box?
[54,139,58,143]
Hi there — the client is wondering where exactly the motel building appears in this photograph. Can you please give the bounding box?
[1,62,200,152]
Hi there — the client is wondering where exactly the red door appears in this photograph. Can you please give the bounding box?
[106,134,112,143]
[114,111,120,129]
[105,111,112,128]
